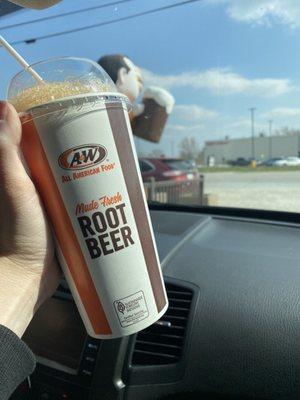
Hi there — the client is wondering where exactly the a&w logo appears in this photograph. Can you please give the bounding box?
[58,144,107,170]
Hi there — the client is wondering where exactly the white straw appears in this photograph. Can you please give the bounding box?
[0,34,44,84]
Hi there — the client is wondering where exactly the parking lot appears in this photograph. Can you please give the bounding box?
[203,170,300,212]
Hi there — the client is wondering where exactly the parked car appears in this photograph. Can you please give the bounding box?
[227,157,251,166]
[259,157,285,166]
[184,159,197,171]
[260,157,300,167]
[138,158,199,182]
[275,157,300,166]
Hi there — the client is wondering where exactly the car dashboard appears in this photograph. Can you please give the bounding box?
[12,205,300,400]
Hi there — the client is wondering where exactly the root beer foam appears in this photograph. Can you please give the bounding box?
[9,58,168,338]
[132,86,175,143]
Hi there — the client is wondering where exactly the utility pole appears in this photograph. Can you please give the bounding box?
[268,120,273,159]
[249,107,256,160]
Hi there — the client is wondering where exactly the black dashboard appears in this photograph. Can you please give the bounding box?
[12,205,300,400]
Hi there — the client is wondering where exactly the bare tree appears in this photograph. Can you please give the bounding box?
[178,137,199,160]
[274,126,300,136]
[149,148,165,158]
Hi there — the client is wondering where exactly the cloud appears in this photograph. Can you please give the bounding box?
[174,104,218,121]
[228,117,263,129]
[142,68,292,97]
[227,118,251,129]
[263,107,300,118]
[167,123,204,133]
[223,118,267,137]
[215,0,300,28]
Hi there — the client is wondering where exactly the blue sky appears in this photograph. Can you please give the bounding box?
[2,0,300,156]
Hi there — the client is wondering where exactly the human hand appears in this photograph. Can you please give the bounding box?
[0,101,61,337]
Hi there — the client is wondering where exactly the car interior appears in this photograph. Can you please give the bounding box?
[1,1,299,400]
[10,204,300,400]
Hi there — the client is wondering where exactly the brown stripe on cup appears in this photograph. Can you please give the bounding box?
[106,103,167,313]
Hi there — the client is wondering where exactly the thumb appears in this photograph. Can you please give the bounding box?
[0,101,34,197]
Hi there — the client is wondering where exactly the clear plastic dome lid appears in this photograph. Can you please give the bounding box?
[7,57,119,113]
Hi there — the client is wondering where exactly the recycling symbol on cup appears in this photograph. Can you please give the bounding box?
[117,301,126,314]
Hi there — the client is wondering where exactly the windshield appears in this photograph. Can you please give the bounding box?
[162,159,195,171]
[1,0,300,212]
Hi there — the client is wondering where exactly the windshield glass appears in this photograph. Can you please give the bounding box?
[1,0,299,212]
[162,160,194,171]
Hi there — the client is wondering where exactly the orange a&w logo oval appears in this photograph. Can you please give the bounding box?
[58,144,107,170]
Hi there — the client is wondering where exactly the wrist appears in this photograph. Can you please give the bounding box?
[0,260,41,337]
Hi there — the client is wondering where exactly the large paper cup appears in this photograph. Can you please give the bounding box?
[8,58,168,339]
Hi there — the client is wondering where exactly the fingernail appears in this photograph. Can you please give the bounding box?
[0,101,8,121]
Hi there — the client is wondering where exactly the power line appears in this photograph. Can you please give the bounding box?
[4,0,202,46]
[0,0,134,31]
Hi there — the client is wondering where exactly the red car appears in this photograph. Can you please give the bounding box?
[138,158,199,182]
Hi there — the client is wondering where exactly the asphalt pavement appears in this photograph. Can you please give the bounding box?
[203,170,300,212]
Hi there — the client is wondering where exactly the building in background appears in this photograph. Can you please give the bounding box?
[203,133,300,165]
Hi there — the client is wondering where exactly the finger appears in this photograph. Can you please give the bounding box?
[0,101,34,196]
[0,101,22,144]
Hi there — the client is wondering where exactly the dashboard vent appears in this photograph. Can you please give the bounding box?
[131,282,193,366]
